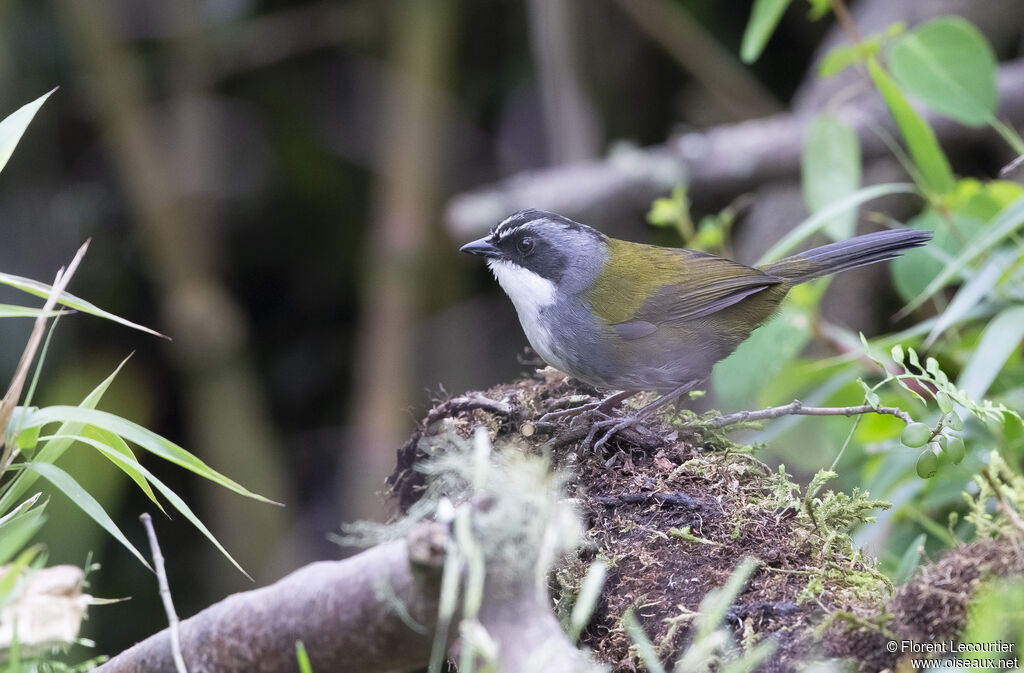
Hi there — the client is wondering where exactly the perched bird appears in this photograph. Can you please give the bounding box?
[461,209,931,449]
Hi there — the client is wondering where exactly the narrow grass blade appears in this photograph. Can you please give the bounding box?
[43,433,250,578]
[82,424,165,515]
[0,499,46,565]
[0,305,69,318]
[29,406,276,504]
[0,271,165,338]
[0,89,54,174]
[756,183,918,265]
[0,355,130,514]
[901,195,1024,314]
[26,461,151,570]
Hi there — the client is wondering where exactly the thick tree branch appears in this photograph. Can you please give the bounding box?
[445,59,1024,238]
[94,527,447,673]
[96,514,601,673]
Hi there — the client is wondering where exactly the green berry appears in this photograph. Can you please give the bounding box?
[916,449,939,479]
[935,434,947,449]
[945,435,966,465]
[901,422,932,448]
[936,391,954,415]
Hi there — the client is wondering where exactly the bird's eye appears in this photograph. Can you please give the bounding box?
[517,236,535,255]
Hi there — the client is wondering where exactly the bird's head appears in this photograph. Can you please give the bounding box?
[460,209,608,304]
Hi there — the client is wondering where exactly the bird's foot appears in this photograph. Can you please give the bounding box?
[583,414,642,453]
[539,390,633,424]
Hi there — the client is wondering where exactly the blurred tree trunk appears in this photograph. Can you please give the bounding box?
[344,0,455,521]
[56,0,295,592]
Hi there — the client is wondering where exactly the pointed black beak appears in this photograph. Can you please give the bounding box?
[460,237,501,258]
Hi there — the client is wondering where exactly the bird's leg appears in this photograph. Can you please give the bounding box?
[540,389,635,424]
[587,381,698,453]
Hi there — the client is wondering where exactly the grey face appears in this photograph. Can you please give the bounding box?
[460,209,607,292]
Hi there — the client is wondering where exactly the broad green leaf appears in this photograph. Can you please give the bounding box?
[901,195,1024,314]
[0,497,45,565]
[741,0,792,64]
[713,302,813,409]
[0,305,68,318]
[0,356,128,514]
[0,271,163,337]
[867,58,955,195]
[757,182,918,265]
[43,432,249,577]
[26,461,151,569]
[889,18,996,127]
[802,114,861,240]
[27,406,274,504]
[82,424,165,515]
[0,90,54,175]
[957,305,1024,401]
[923,248,1015,347]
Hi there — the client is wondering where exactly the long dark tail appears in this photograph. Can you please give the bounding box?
[761,228,932,285]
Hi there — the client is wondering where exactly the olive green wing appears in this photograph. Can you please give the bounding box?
[587,244,783,340]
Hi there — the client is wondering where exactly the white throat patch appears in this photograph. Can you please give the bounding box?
[486,258,568,371]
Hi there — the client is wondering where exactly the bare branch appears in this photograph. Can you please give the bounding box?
[140,514,187,673]
[709,399,913,429]
[445,59,1024,238]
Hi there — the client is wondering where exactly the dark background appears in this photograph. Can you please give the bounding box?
[0,0,1019,657]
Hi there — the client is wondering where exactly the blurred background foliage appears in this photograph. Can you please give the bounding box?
[2,0,1024,662]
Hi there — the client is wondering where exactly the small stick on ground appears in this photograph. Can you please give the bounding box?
[140,513,188,673]
[709,400,913,429]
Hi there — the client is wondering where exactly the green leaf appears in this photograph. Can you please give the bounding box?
[957,305,1024,401]
[819,43,867,78]
[0,305,69,318]
[82,424,165,515]
[889,210,983,304]
[923,248,1015,347]
[0,89,54,175]
[0,271,164,337]
[0,356,128,515]
[622,608,666,673]
[44,432,250,577]
[25,461,152,569]
[888,17,996,127]
[867,58,956,195]
[27,405,275,504]
[741,0,792,63]
[0,496,46,565]
[901,195,1024,313]
[802,115,862,240]
[757,182,918,265]
[0,546,43,605]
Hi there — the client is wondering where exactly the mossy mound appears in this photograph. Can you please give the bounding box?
[387,368,1024,672]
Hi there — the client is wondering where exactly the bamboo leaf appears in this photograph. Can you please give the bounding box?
[0,271,164,337]
[0,90,54,175]
[25,461,151,570]
[27,406,275,504]
[43,433,250,577]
